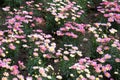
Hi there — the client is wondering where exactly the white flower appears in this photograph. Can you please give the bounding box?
[88,27,96,32]
[26,77,32,80]
[3,72,9,77]
[86,74,90,78]
[56,75,62,80]
[48,46,55,52]
[22,44,29,48]
[70,54,75,57]
[72,17,76,20]
[55,17,59,22]
[16,41,20,44]
[25,15,32,18]
[51,43,56,47]
[77,51,82,56]
[48,65,54,70]
[33,66,39,69]
[53,0,62,2]
[47,76,52,79]
[2,6,10,11]
[84,69,90,73]
[70,74,74,77]
[111,44,117,47]
[2,77,8,80]
[79,75,84,78]
[63,51,69,55]
[39,67,47,77]
[114,72,119,74]
[109,28,117,34]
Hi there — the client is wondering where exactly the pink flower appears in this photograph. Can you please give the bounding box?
[33,52,38,57]
[7,25,12,28]
[77,25,85,34]
[56,52,62,56]
[115,58,120,62]
[81,78,87,80]
[97,58,105,63]
[71,32,78,38]
[105,64,112,71]
[15,15,21,20]
[18,61,26,69]
[40,45,47,53]
[11,65,19,75]
[31,23,35,27]
[0,31,3,36]
[65,32,71,37]
[26,77,32,80]
[9,43,16,50]
[96,46,102,53]
[104,72,111,78]
[8,18,16,24]
[0,48,3,54]
[36,29,43,33]
[12,78,18,80]
[44,35,52,38]
[104,54,111,59]
[56,31,64,36]
[39,67,47,77]
[89,75,95,80]
[79,59,86,64]
[60,28,67,31]
[35,18,43,24]
[14,22,21,28]
[63,56,69,61]
[20,17,25,21]
[79,65,86,70]
[2,6,10,11]
[102,66,107,72]
[104,46,110,50]
[104,14,109,17]
[91,62,97,67]
[37,77,42,80]
[43,54,51,59]
[29,12,33,15]
[94,23,101,27]
[95,67,101,73]
[103,38,111,43]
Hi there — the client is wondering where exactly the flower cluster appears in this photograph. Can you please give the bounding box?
[98,1,120,24]
[0,0,120,80]
[56,22,87,38]
[28,31,56,58]
[70,57,113,80]
[46,0,84,22]
[55,44,83,61]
